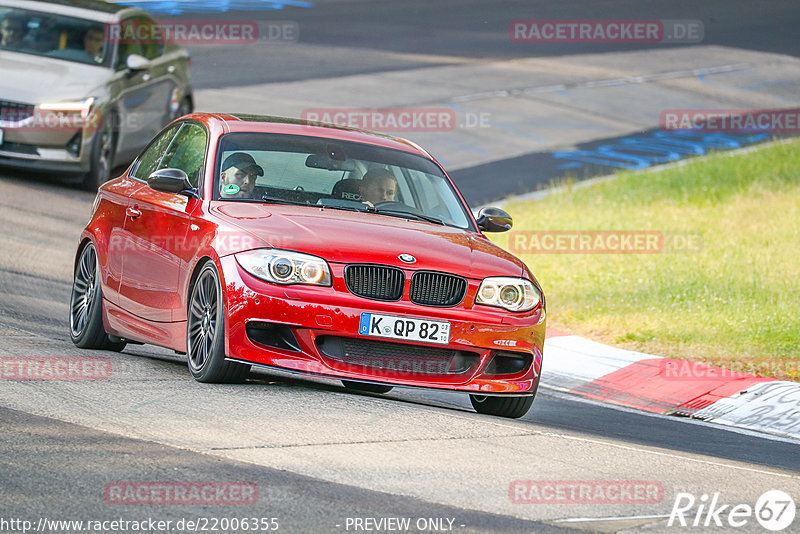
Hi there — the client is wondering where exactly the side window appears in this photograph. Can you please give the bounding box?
[158,123,208,188]
[131,125,180,180]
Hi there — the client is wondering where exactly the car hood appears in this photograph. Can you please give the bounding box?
[0,51,109,104]
[211,203,525,279]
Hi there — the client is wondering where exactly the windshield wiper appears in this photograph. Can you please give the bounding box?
[260,195,310,206]
[317,204,369,213]
[371,208,446,226]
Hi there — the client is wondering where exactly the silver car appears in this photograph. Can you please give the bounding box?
[0,0,192,189]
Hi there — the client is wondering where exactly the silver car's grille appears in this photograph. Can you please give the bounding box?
[410,271,468,307]
[0,100,34,123]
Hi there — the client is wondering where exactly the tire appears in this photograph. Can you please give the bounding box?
[342,380,393,394]
[470,390,536,419]
[81,113,116,191]
[69,242,126,352]
[187,261,250,383]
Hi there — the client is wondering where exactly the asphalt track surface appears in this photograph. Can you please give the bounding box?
[171,0,800,88]
[2,1,800,533]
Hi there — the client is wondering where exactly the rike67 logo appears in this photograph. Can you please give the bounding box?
[669,490,796,531]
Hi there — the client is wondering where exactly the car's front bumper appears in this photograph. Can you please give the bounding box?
[0,124,93,174]
[219,255,545,395]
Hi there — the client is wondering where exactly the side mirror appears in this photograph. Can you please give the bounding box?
[476,207,513,232]
[126,54,151,72]
[148,168,199,198]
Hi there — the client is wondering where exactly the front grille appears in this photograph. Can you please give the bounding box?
[0,142,37,155]
[317,335,480,376]
[0,100,34,123]
[410,271,467,307]
[344,264,404,301]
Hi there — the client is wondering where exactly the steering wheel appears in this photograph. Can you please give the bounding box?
[373,201,427,216]
[373,201,406,209]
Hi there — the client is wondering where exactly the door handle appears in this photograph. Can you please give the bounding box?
[126,207,142,219]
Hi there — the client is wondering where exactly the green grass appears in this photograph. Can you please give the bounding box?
[489,140,800,381]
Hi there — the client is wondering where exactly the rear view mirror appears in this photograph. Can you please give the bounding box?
[476,207,512,232]
[305,153,356,171]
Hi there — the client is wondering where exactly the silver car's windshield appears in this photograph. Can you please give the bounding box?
[213,132,474,230]
[0,7,110,66]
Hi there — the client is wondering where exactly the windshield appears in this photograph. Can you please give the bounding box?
[0,7,111,66]
[213,132,474,230]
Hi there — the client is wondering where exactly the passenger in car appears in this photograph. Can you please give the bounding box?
[219,152,264,199]
[45,26,105,63]
[0,14,26,48]
[360,168,397,206]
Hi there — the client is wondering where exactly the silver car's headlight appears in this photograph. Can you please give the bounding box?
[235,249,332,286]
[476,277,540,312]
[38,97,96,119]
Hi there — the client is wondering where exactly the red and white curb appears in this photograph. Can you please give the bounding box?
[541,330,800,440]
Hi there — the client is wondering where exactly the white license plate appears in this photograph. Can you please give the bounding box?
[0,128,3,145]
[359,313,450,345]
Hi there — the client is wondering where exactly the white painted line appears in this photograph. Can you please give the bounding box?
[453,63,755,103]
[553,514,671,523]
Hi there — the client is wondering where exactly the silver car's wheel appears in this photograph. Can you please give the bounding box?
[187,261,250,383]
[82,116,115,191]
[69,242,125,351]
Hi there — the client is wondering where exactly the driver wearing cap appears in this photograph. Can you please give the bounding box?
[220,152,264,199]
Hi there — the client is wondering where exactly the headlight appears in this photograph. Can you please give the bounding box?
[38,97,96,119]
[476,277,540,312]
[235,249,331,286]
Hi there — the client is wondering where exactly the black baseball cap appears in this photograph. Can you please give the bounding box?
[222,152,264,176]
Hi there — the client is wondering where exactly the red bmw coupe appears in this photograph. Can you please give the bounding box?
[70,113,546,418]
